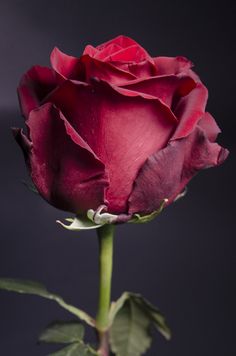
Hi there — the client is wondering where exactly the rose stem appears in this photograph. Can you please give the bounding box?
[96,224,115,355]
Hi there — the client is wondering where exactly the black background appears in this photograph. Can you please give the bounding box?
[0,1,235,355]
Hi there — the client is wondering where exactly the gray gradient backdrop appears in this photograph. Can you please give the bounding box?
[0,0,235,355]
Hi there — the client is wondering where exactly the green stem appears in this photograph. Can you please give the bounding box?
[96,224,114,333]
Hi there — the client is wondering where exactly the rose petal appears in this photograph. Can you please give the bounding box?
[45,79,177,213]
[198,112,221,142]
[154,56,200,82]
[83,44,98,57]
[96,35,138,51]
[94,35,153,64]
[51,47,136,84]
[18,66,58,118]
[112,60,156,78]
[99,80,179,125]
[94,43,122,60]
[122,74,196,107]
[171,83,208,140]
[128,126,229,214]
[154,56,193,75]
[50,47,82,79]
[105,44,151,63]
[187,69,201,82]
[23,103,108,213]
[80,55,136,84]
[12,128,32,164]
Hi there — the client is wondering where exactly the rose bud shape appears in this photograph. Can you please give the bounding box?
[13,35,229,222]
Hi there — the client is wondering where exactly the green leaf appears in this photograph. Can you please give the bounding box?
[109,292,171,356]
[57,215,102,231]
[39,320,98,355]
[49,343,97,356]
[133,296,171,340]
[0,278,95,327]
[110,298,152,356]
[129,199,168,224]
[39,321,85,344]
[0,278,50,297]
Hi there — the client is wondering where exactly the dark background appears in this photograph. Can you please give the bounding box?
[0,0,235,355]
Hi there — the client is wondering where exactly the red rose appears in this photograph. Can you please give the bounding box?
[13,35,228,220]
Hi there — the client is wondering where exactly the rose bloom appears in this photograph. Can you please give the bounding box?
[13,35,228,221]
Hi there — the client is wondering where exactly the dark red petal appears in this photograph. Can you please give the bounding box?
[12,127,32,161]
[94,43,122,60]
[80,55,136,84]
[83,44,98,57]
[154,56,193,75]
[198,112,221,142]
[187,69,201,83]
[122,75,196,107]
[45,79,177,213]
[50,47,82,79]
[18,66,58,118]
[25,103,108,213]
[105,44,151,63]
[51,47,136,84]
[96,35,138,51]
[171,83,208,140]
[111,60,156,78]
[128,126,229,214]
[100,82,178,125]
[95,35,152,64]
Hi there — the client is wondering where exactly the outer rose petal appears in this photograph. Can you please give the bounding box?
[19,103,108,213]
[154,56,193,75]
[121,75,196,107]
[12,128,32,163]
[45,79,177,213]
[18,66,58,118]
[50,47,82,79]
[154,56,201,83]
[187,69,201,83]
[171,83,208,140]
[198,112,221,142]
[128,126,229,214]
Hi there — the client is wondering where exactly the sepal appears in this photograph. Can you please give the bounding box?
[56,215,103,231]
[129,199,168,224]
[87,205,118,224]
[57,199,170,231]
